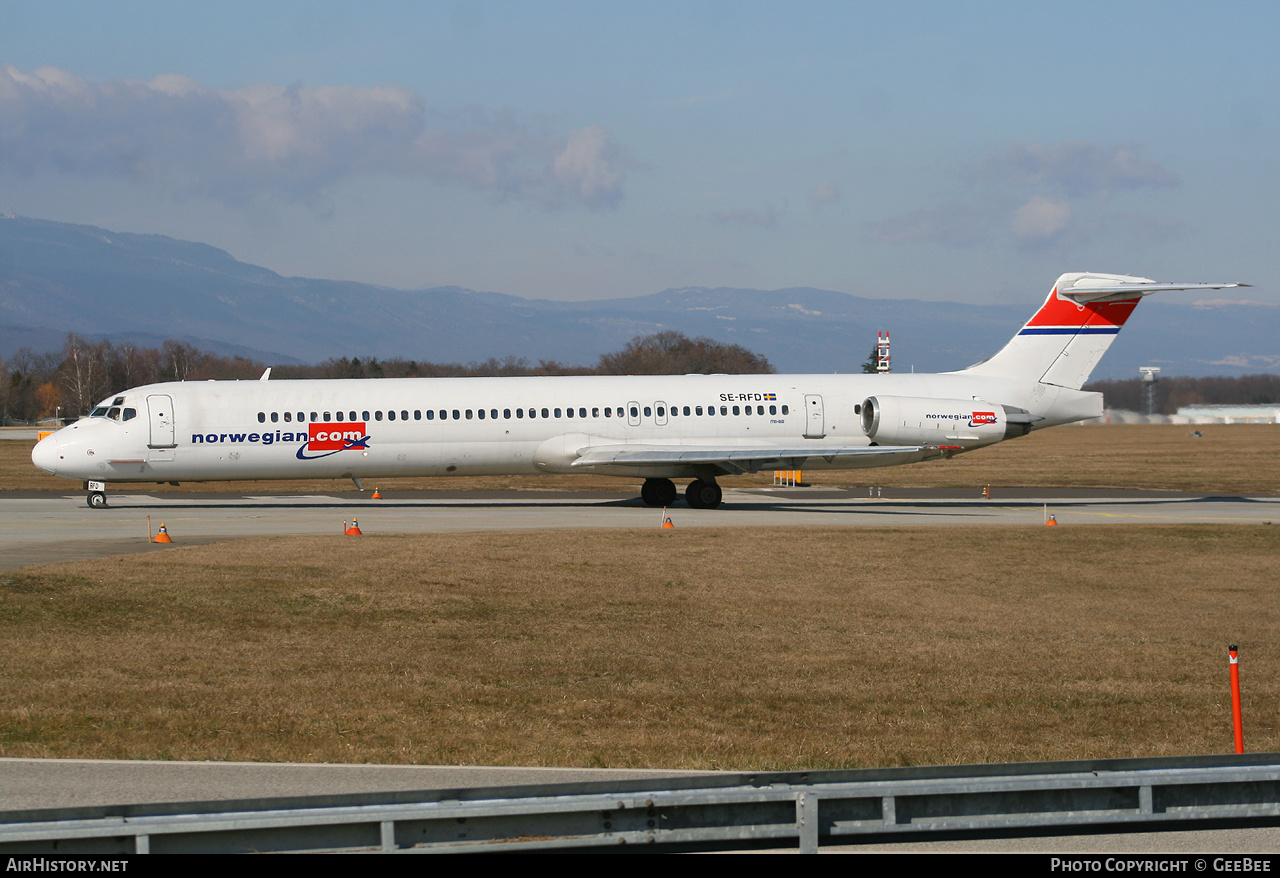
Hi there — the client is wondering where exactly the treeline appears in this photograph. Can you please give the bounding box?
[1084,374,1280,414]
[2,330,773,423]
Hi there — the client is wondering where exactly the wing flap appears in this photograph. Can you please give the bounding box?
[571,444,945,474]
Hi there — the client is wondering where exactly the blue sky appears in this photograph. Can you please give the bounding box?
[3,1,1276,307]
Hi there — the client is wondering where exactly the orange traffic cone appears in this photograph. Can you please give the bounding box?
[661,507,674,529]
[345,518,363,535]
[153,523,173,543]
[1045,514,1058,526]
[372,488,382,499]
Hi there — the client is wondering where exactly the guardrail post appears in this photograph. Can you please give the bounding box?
[882,795,897,827]
[1139,785,1153,815]
[796,792,818,853]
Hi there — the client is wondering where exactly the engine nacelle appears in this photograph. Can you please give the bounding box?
[860,396,1016,447]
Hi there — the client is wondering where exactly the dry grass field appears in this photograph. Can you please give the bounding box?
[6,422,1280,494]
[2,525,1277,770]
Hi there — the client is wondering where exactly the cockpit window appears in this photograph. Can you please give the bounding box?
[122,408,137,421]
[107,407,121,420]
[90,407,109,417]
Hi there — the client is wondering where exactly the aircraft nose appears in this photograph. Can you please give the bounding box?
[31,433,59,475]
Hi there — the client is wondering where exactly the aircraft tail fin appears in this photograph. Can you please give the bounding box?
[958,272,1247,390]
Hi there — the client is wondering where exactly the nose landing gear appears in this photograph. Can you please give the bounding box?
[85,480,108,509]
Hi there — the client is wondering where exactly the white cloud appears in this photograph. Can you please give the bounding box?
[872,140,1180,250]
[1010,196,1071,242]
[810,181,840,209]
[974,142,1178,197]
[0,65,627,211]
[553,126,625,209]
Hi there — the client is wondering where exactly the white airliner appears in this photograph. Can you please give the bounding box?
[32,272,1243,510]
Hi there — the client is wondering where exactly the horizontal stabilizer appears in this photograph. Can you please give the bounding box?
[1056,274,1248,305]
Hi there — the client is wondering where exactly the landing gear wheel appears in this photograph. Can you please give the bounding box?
[87,491,107,509]
[641,478,678,507]
[685,479,722,509]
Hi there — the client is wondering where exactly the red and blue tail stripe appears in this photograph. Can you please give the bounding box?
[1017,288,1140,336]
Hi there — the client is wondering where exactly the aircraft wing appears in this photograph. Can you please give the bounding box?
[570,443,945,475]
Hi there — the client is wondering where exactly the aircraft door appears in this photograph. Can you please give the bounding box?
[803,394,825,439]
[654,400,668,426]
[627,400,641,427]
[147,394,176,448]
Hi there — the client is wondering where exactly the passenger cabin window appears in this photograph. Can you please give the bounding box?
[257,412,266,423]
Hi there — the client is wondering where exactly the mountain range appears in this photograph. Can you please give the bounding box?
[0,214,1272,379]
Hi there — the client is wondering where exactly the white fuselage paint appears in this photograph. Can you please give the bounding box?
[31,370,1098,485]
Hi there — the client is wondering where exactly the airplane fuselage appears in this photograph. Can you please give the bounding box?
[31,370,1096,485]
[33,272,1244,507]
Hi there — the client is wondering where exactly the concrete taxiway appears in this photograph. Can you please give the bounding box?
[1,486,1276,569]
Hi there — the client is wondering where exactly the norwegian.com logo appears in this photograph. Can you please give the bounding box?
[297,422,371,459]
[969,411,998,427]
[190,422,372,460]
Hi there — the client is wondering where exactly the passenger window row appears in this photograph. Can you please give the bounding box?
[255,404,789,424]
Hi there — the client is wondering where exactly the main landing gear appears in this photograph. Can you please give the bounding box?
[684,479,722,510]
[640,477,724,509]
[640,478,678,507]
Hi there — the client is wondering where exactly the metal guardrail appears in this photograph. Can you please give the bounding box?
[3,754,1280,853]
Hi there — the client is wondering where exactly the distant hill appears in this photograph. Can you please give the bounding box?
[0,214,1272,378]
